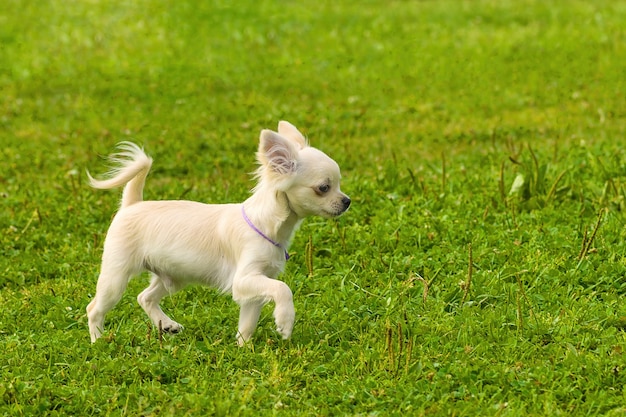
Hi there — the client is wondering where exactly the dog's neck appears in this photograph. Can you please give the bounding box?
[244,188,301,248]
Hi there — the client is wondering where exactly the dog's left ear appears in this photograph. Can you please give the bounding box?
[258,130,299,175]
[277,121,308,149]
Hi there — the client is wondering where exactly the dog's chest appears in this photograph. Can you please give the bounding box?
[260,251,287,279]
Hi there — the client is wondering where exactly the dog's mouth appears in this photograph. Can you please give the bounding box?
[324,200,351,218]
[323,209,344,218]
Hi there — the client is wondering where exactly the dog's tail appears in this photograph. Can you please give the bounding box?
[88,142,153,209]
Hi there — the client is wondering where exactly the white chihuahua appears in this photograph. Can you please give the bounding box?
[86,121,350,345]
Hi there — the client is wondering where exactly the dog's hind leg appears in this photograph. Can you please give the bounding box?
[137,274,184,335]
[87,266,134,343]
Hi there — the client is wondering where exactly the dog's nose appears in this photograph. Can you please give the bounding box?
[342,196,351,210]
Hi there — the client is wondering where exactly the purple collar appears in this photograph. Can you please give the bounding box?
[241,205,289,260]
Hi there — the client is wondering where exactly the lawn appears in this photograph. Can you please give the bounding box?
[1,0,626,415]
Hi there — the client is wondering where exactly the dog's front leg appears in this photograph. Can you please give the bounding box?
[236,301,263,346]
[232,274,294,345]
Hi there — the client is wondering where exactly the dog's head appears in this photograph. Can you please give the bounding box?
[255,121,350,219]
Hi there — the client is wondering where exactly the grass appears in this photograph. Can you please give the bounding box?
[1,0,626,415]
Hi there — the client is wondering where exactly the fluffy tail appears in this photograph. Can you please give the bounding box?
[88,142,153,209]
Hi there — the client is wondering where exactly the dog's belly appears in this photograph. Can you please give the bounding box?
[144,249,236,292]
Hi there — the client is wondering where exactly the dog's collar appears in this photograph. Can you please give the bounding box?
[241,205,289,261]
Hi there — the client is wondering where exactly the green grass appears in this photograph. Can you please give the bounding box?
[2,0,626,415]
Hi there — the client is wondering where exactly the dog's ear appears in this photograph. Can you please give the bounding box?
[258,130,299,175]
[277,121,308,149]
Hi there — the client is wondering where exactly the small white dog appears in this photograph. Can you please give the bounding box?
[86,121,350,345]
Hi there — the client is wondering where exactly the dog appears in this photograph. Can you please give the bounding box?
[86,121,350,345]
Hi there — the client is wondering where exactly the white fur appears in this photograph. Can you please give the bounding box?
[86,121,350,345]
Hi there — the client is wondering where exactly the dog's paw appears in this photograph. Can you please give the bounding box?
[236,333,250,347]
[276,325,292,340]
[274,307,295,340]
[159,320,184,335]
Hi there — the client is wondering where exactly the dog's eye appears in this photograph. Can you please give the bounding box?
[318,184,330,194]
